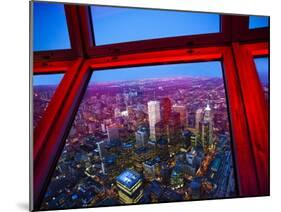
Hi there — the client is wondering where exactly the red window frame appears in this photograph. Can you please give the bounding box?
[31,3,269,210]
[232,42,269,195]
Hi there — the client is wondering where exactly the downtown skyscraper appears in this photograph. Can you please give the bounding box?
[148,101,161,141]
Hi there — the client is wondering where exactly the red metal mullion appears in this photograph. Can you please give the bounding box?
[88,46,223,70]
[243,42,269,57]
[220,15,233,41]
[232,42,269,195]
[33,58,90,210]
[231,15,249,41]
[65,5,84,57]
[33,60,73,74]
[33,59,83,161]
[33,4,85,63]
[231,16,269,42]
[77,5,95,56]
[222,47,260,196]
[34,49,77,63]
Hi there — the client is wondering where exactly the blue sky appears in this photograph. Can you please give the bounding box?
[249,16,269,29]
[33,2,268,86]
[33,2,269,50]
[254,57,269,85]
[91,6,220,46]
[33,74,64,86]
[33,2,70,51]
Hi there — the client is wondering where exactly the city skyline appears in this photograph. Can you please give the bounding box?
[32,2,269,210]
[36,70,236,209]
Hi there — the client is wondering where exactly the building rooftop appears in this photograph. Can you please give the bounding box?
[116,169,141,189]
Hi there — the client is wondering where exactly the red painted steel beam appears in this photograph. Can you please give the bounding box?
[33,60,74,74]
[222,47,260,196]
[232,42,269,195]
[88,46,223,70]
[33,59,82,160]
[33,58,86,210]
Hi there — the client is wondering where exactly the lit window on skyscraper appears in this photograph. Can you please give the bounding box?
[41,62,237,210]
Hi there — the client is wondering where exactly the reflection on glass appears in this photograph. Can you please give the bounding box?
[41,62,237,210]
[33,2,71,51]
[249,16,269,29]
[91,6,220,45]
[33,74,64,129]
[254,57,269,99]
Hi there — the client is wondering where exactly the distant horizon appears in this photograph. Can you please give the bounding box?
[34,75,223,86]
[90,62,223,84]
[34,62,223,86]
[88,75,223,85]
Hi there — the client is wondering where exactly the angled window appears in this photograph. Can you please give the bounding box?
[254,57,269,99]
[41,61,237,210]
[249,16,269,29]
[33,2,71,51]
[33,74,64,129]
[90,6,220,46]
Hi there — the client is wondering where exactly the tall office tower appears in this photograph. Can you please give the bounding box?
[204,104,212,123]
[172,105,188,128]
[107,124,120,141]
[116,169,143,204]
[96,140,107,159]
[155,121,168,141]
[199,120,210,150]
[148,101,161,141]
[168,112,181,146]
[135,127,149,147]
[157,138,169,160]
[203,103,213,146]
[161,97,172,125]
[187,110,195,128]
[195,108,203,131]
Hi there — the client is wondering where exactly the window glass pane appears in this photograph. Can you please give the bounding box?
[33,74,64,129]
[33,2,71,51]
[249,16,269,29]
[254,57,269,99]
[91,6,220,46]
[41,62,237,210]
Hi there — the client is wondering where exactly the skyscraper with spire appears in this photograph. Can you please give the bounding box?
[199,103,214,150]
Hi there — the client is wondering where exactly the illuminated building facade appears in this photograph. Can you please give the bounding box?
[172,105,188,129]
[148,101,161,141]
[116,169,143,204]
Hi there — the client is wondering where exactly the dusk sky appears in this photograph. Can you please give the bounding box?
[33,2,268,86]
